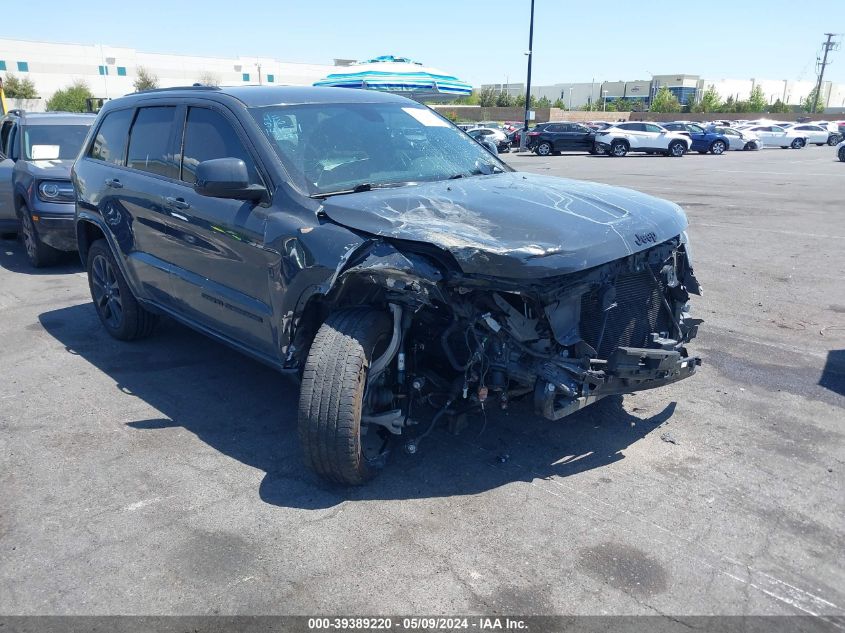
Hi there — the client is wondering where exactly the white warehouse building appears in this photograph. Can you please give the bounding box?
[0,37,342,110]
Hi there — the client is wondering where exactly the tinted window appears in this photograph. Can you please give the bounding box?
[180,107,259,185]
[572,124,590,133]
[127,106,177,178]
[644,124,663,133]
[23,125,91,160]
[687,124,705,133]
[89,108,133,165]
[0,121,13,156]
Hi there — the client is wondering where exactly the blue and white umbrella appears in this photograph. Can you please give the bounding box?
[314,55,472,101]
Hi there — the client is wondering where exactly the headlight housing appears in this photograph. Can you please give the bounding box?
[37,180,76,203]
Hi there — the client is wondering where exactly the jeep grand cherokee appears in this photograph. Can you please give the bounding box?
[73,86,702,485]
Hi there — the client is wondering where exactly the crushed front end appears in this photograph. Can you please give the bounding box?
[422,234,702,421]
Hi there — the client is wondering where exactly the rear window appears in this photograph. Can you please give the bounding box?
[23,124,91,161]
[127,106,178,178]
[89,109,134,165]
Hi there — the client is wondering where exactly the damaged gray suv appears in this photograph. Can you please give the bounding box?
[73,86,702,485]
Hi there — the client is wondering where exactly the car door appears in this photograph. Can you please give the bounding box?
[0,119,18,223]
[569,123,594,151]
[93,105,181,306]
[163,103,277,356]
[552,123,574,150]
[643,123,666,149]
[616,123,644,148]
[750,126,775,146]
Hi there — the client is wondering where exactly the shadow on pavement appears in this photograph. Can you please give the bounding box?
[40,301,675,510]
[820,349,845,397]
[0,236,82,275]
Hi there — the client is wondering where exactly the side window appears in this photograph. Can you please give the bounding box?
[557,124,572,132]
[7,124,19,160]
[180,107,260,185]
[88,108,134,165]
[127,106,178,178]
[0,120,12,157]
[644,124,663,133]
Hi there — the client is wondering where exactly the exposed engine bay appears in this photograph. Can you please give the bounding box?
[305,233,702,449]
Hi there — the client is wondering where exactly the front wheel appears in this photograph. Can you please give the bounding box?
[667,141,686,157]
[709,140,726,155]
[87,239,158,340]
[791,138,805,149]
[609,140,628,157]
[298,308,394,485]
[535,141,552,156]
[19,207,60,268]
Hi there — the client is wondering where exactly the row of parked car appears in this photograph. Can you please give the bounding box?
[460,118,845,159]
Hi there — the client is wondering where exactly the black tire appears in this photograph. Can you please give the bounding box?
[298,307,393,485]
[19,206,60,268]
[839,146,845,162]
[815,143,825,146]
[86,239,158,341]
[709,140,727,155]
[609,140,628,157]
[791,138,805,149]
[666,141,686,157]
[535,141,552,156]
[828,136,841,146]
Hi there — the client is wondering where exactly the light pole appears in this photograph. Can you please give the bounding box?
[568,86,573,110]
[602,90,608,112]
[519,0,535,152]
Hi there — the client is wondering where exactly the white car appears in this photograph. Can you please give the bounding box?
[738,124,807,149]
[594,122,690,157]
[837,139,845,162]
[782,123,829,146]
[706,125,761,151]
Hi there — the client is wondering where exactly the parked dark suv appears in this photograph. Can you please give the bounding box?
[73,86,702,485]
[526,122,600,156]
[0,111,95,266]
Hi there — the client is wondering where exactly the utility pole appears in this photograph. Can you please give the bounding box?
[519,0,535,152]
[812,33,840,113]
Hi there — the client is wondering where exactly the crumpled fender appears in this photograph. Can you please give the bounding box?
[328,240,447,306]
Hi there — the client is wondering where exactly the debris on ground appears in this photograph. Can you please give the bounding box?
[660,432,679,445]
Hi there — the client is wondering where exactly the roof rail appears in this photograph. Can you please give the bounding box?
[6,108,25,117]
[133,85,222,95]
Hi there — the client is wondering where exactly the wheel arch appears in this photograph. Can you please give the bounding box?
[75,217,107,265]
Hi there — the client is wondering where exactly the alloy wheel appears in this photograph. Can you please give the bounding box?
[671,143,685,157]
[711,141,726,155]
[91,254,123,329]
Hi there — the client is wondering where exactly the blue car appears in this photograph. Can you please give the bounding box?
[662,122,731,155]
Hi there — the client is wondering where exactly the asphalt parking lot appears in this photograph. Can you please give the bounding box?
[1,145,843,619]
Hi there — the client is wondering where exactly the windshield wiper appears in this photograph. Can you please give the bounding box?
[310,182,410,199]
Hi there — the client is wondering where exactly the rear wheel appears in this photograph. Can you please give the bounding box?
[298,308,394,485]
[791,138,805,149]
[535,141,552,156]
[19,206,60,268]
[87,239,158,341]
[839,146,845,162]
[609,140,628,157]
[709,140,727,155]
[667,140,686,157]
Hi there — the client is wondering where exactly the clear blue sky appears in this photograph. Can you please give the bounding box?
[9,0,845,85]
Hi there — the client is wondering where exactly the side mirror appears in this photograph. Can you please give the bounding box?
[194,158,266,201]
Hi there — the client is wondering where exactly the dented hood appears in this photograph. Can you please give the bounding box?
[321,172,688,278]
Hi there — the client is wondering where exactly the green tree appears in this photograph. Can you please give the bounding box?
[747,85,767,112]
[133,67,159,92]
[2,73,39,99]
[552,98,565,109]
[693,85,722,113]
[452,90,479,105]
[46,80,93,112]
[768,98,791,114]
[801,88,824,113]
[478,86,497,107]
[536,96,551,108]
[649,86,681,113]
[495,90,513,107]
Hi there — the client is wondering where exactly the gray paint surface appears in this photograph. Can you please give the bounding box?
[322,173,688,277]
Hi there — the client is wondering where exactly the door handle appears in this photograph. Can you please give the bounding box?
[165,196,191,210]
[105,178,123,189]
